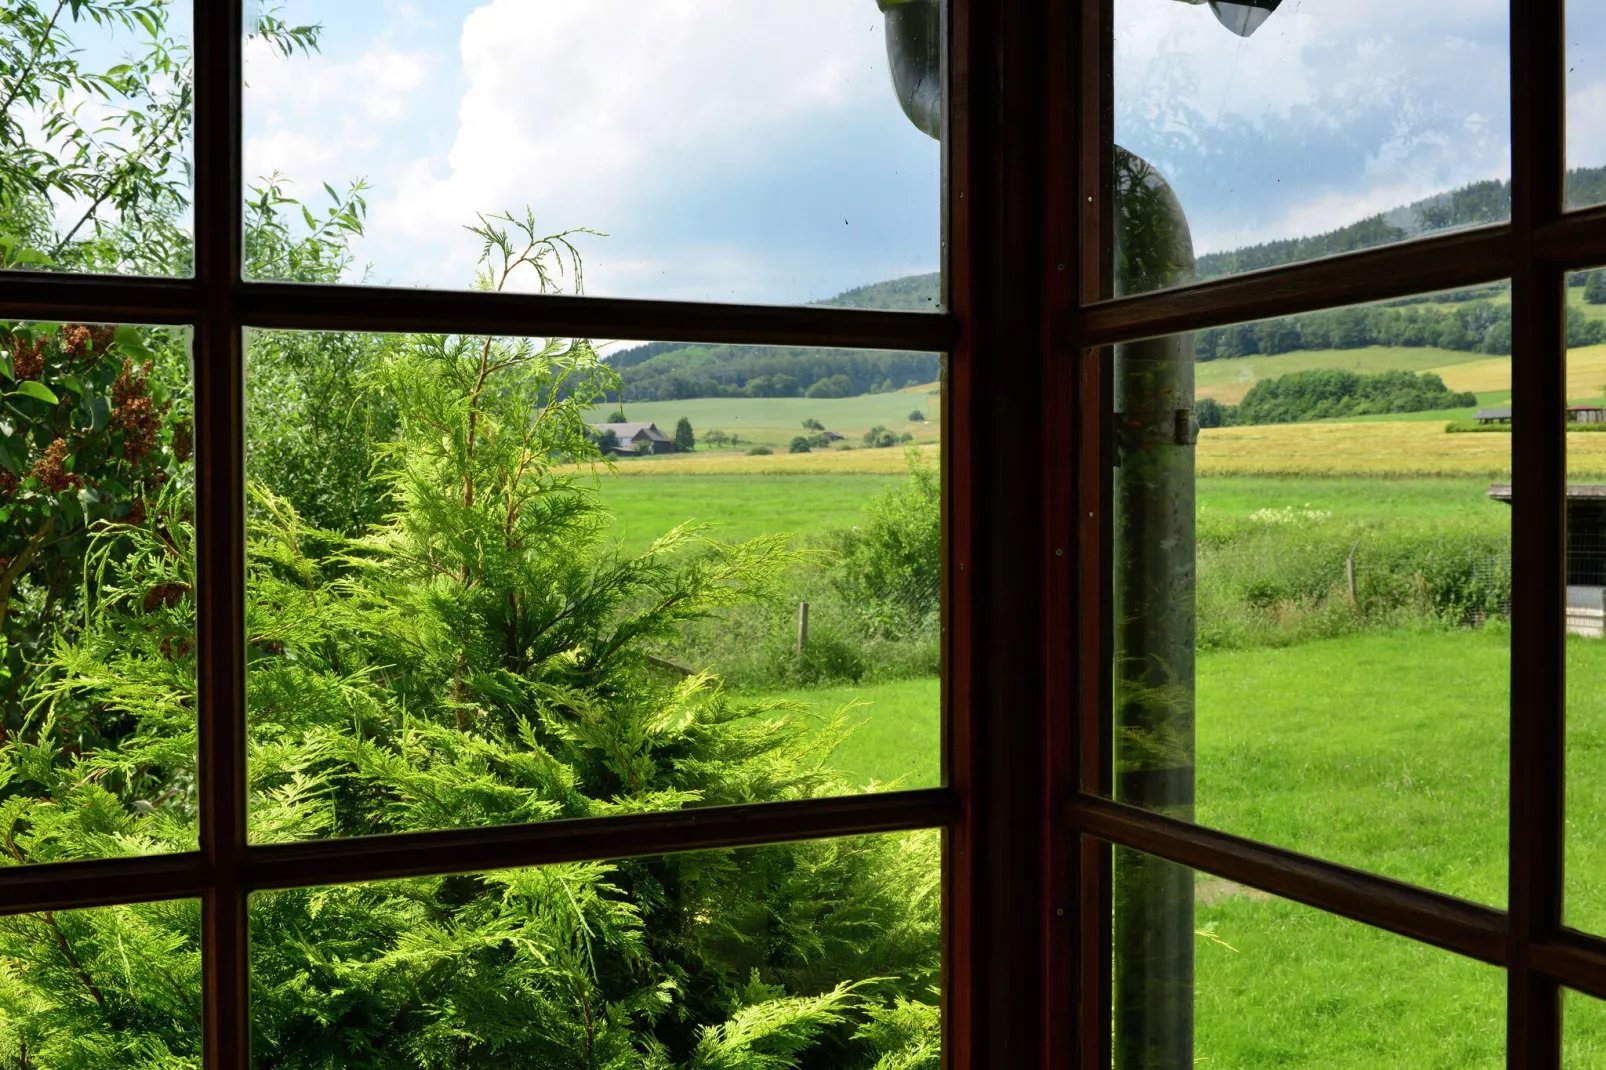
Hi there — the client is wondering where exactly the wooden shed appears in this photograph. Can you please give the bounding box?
[1489,483,1606,636]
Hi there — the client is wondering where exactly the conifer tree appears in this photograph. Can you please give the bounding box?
[0,215,940,1069]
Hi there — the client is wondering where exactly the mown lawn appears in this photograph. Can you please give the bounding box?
[592,472,900,554]
[759,628,1606,1065]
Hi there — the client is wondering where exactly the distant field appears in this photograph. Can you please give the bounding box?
[1197,476,1501,522]
[1431,342,1606,397]
[595,442,938,476]
[1193,420,1590,477]
[585,386,940,451]
[1195,346,1486,405]
[591,473,899,554]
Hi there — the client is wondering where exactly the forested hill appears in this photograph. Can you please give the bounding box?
[1196,166,1606,279]
[607,168,1606,401]
[604,274,942,401]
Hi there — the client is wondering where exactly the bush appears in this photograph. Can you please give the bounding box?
[863,425,899,448]
[1234,369,1476,425]
[789,435,813,453]
[908,410,925,422]
[747,445,774,455]
[834,449,941,635]
[1195,397,1228,429]
[802,417,825,431]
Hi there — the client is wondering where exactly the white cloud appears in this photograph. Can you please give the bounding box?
[367,0,891,293]
[243,36,434,187]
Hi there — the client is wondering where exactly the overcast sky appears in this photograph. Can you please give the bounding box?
[206,2,1606,298]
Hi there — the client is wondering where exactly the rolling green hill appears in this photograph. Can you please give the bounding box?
[606,168,1606,404]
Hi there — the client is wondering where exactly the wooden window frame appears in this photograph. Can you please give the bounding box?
[5,1,1602,1066]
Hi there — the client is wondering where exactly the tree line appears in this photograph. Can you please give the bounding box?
[1196,369,1476,428]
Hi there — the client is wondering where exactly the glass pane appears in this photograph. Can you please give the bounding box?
[0,899,201,1064]
[1567,3,1606,209]
[1567,988,1606,1066]
[1110,845,1504,1068]
[0,2,194,276]
[1,319,196,862]
[250,833,940,1067]
[245,315,941,843]
[1113,0,1510,297]
[240,1,942,307]
[1110,286,1514,904]
[1564,266,1606,932]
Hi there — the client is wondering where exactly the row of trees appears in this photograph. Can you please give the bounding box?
[1195,370,1476,428]
[1,4,939,1067]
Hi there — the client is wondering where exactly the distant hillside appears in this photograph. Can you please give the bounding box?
[605,274,942,402]
[1198,166,1606,280]
[606,167,1606,402]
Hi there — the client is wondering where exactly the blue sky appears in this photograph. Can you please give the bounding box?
[240,0,942,304]
[56,2,1606,299]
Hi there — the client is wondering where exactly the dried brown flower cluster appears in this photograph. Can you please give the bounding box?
[61,324,117,362]
[11,336,44,381]
[125,498,147,526]
[111,359,165,465]
[29,438,81,493]
[0,469,15,500]
[171,418,192,464]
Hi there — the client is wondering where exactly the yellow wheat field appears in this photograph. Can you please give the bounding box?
[1199,420,1606,477]
[1430,343,1606,397]
[592,443,940,477]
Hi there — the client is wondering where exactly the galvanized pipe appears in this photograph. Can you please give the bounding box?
[1112,147,1197,1070]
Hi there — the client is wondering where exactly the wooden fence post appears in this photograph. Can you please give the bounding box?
[1346,539,1361,607]
[797,601,809,653]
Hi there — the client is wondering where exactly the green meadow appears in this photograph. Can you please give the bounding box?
[585,385,941,451]
[590,389,1601,1063]
[757,626,1606,1066]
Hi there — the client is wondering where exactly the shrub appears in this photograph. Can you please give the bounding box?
[863,425,899,448]
[803,417,825,431]
[834,449,941,635]
[747,445,774,455]
[908,410,925,422]
[674,415,696,450]
[790,435,813,453]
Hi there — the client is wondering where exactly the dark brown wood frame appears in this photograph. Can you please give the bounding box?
[1060,0,1606,1067]
[4,0,1603,1066]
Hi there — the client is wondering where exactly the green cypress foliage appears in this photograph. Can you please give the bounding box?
[0,221,939,1070]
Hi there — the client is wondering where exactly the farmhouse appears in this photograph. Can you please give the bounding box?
[1489,483,1606,637]
[589,421,673,456]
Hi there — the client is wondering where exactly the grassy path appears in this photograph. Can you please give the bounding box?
[758,628,1606,1064]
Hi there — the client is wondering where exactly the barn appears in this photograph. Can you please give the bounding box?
[1488,483,1606,637]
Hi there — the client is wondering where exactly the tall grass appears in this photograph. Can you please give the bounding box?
[1197,507,1510,651]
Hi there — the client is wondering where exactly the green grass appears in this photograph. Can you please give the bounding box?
[758,624,1606,1064]
[585,389,941,451]
[590,473,900,554]
[752,678,940,790]
[1198,475,1504,523]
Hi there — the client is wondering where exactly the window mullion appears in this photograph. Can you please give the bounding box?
[1508,0,1568,1066]
[191,0,249,1067]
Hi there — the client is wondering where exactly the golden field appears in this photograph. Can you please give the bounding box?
[1197,420,1606,477]
[1429,343,1606,397]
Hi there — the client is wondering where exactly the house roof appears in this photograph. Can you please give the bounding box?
[591,422,670,442]
[1474,407,1513,420]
